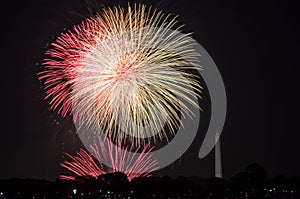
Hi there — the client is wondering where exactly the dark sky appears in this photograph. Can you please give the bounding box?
[1,0,299,180]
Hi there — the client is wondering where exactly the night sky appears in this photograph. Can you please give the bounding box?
[1,0,299,180]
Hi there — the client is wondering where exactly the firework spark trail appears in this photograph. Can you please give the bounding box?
[39,4,202,145]
[60,136,159,181]
[60,148,105,180]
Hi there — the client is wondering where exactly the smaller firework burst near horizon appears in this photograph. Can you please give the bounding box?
[60,136,159,181]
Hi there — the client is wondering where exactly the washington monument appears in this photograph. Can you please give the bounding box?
[215,131,223,178]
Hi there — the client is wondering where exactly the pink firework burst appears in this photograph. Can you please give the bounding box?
[59,148,105,181]
[39,19,103,117]
[60,137,159,181]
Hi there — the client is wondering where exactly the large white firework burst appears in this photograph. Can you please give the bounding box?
[39,3,202,145]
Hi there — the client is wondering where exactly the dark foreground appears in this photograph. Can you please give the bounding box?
[0,164,299,199]
[0,175,299,199]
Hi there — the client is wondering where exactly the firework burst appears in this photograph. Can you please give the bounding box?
[60,136,159,181]
[39,3,202,145]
